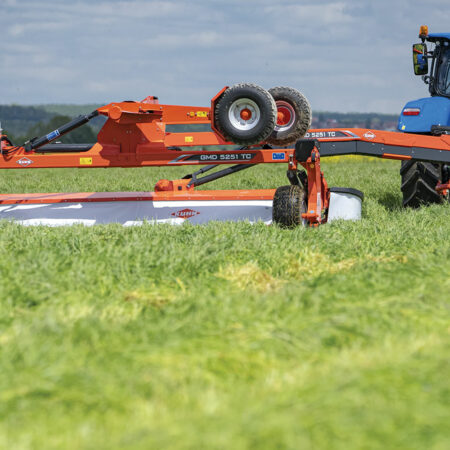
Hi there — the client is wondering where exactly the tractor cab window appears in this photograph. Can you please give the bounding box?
[436,46,450,96]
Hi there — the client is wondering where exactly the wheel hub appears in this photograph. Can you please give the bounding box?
[275,101,295,131]
[240,108,252,120]
[228,98,261,131]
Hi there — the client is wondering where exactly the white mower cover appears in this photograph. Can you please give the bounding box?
[0,197,273,226]
[0,187,363,227]
[327,187,364,222]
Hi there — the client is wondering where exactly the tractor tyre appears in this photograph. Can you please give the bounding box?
[214,83,277,146]
[266,86,311,147]
[272,185,307,228]
[400,160,448,207]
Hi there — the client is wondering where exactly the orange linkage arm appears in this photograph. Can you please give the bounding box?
[300,148,329,226]
[289,139,330,227]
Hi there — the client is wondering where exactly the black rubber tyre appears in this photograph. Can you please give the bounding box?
[214,83,277,146]
[272,185,307,228]
[266,86,311,147]
[400,160,447,207]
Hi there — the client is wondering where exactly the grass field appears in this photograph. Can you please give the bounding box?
[0,158,449,449]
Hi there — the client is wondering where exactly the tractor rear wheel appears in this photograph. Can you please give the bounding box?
[214,83,277,146]
[266,87,311,147]
[272,185,307,227]
[400,160,448,207]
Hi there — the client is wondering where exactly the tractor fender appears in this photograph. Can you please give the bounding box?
[398,96,450,133]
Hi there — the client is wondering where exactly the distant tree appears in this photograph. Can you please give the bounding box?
[1,129,26,145]
[0,105,54,138]
[26,115,97,143]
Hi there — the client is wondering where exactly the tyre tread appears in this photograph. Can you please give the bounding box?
[266,86,311,146]
[400,160,443,207]
[272,185,307,227]
[214,83,277,146]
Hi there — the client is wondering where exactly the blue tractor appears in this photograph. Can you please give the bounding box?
[398,26,450,207]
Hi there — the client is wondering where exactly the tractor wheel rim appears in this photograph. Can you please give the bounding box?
[228,98,261,131]
[275,101,295,131]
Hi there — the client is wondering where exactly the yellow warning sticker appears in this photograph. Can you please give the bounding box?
[196,111,208,117]
[80,157,92,165]
[185,136,194,143]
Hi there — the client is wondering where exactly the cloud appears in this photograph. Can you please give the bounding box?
[265,2,354,25]
[0,0,449,113]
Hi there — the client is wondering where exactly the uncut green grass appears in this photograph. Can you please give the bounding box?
[0,159,449,449]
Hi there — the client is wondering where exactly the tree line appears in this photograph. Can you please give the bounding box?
[1,105,104,145]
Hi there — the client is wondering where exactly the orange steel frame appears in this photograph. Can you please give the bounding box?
[0,99,292,169]
[1,92,449,225]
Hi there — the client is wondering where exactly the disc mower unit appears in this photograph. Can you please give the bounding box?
[0,83,449,227]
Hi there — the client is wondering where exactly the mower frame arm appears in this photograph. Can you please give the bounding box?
[301,128,450,164]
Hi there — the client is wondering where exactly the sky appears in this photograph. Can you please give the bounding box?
[1,0,449,114]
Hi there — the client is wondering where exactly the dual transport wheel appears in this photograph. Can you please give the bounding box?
[214,83,311,146]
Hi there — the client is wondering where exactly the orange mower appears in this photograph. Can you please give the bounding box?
[0,83,448,227]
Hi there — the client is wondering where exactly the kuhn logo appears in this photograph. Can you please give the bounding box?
[17,157,34,167]
[363,131,376,140]
[171,208,200,219]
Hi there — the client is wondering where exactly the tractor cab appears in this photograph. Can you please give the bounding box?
[398,26,450,133]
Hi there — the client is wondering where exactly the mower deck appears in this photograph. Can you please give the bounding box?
[0,189,275,226]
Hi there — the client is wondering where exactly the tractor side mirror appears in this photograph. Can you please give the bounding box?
[413,43,428,75]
